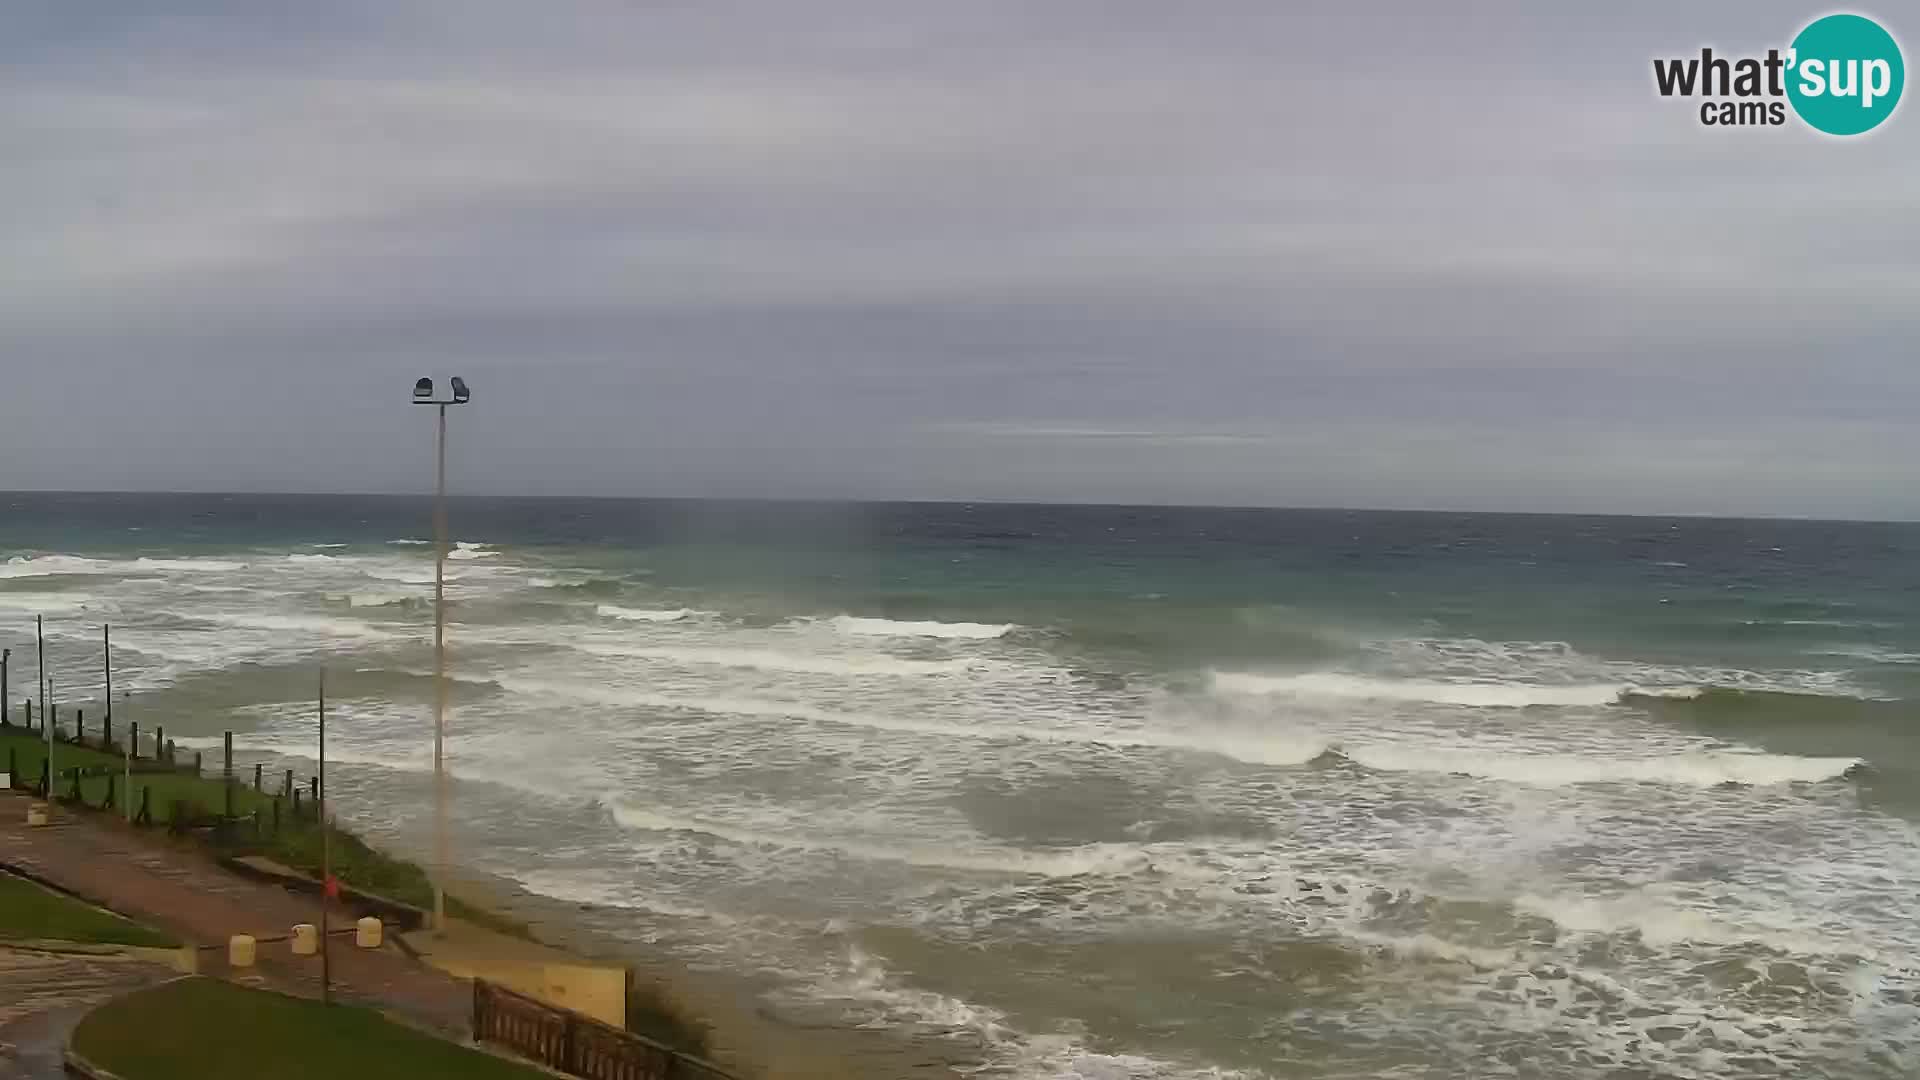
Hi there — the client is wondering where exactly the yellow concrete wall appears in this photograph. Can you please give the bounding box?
[539,963,628,1028]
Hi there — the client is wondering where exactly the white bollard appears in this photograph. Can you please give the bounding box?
[229,935,256,968]
[291,923,319,956]
[26,802,49,827]
[355,917,383,949]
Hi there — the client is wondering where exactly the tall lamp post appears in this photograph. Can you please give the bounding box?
[412,375,471,932]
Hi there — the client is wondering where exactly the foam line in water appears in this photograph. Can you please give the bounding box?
[484,675,1327,766]
[1341,744,1862,787]
[606,804,1154,878]
[200,612,400,640]
[133,557,250,572]
[823,615,1015,639]
[1213,671,1646,708]
[596,604,696,622]
[572,643,990,677]
[0,554,111,578]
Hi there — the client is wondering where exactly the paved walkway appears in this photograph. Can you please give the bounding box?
[0,947,174,1079]
[0,790,473,1037]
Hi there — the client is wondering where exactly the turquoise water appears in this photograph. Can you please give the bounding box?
[3,493,1917,1077]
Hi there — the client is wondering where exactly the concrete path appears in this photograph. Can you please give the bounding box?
[0,790,473,1037]
[0,947,173,1079]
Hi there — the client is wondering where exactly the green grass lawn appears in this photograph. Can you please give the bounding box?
[73,977,552,1080]
[0,872,177,948]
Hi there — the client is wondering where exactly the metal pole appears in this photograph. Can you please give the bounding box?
[103,625,112,735]
[2,648,9,728]
[432,402,449,932]
[319,668,330,1004]
[39,617,50,795]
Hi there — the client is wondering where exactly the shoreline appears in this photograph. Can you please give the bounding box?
[0,724,979,1080]
[432,865,985,1080]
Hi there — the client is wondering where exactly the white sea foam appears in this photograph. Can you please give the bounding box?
[1342,744,1861,788]
[133,557,249,572]
[596,604,695,622]
[0,554,110,578]
[448,542,496,561]
[1213,671,1635,708]
[286,553,337,563]
[573,643,986,677]
[608,804,1154,878]
[338,590,416,608]
[488,675,1325,766]
[387,538,431,545]
[363,569,446,585]
[1511,891,1879,959]
[0,593,97,615]
[824,615,1015,639]
[201,612,399,640]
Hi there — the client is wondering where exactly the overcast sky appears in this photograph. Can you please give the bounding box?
[1,2,1915,517]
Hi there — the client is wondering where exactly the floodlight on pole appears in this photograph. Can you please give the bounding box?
[410,376,472,933]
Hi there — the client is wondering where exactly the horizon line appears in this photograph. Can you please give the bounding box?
[1,488,1914,527]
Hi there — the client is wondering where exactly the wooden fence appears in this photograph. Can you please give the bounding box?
[473,979,737,1080]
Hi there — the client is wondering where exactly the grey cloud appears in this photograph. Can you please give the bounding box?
[0,1,1915,514]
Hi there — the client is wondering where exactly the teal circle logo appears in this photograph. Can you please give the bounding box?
[1787,14,1904,135]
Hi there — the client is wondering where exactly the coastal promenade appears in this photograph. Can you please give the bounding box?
[0,788,473,1074]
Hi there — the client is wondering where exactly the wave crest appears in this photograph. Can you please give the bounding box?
[824,615,1014,640]
[596,604,697,622]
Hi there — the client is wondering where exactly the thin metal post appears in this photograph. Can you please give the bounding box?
[39,616,50,799]
[109,628,131,822]
[319,668,330,1005]
[432,401,449,933]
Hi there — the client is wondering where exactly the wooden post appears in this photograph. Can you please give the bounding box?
[76,709,84,746]
[193,751,202,776]
[254,763,263,791]
[223,732,233,822]
[104,712,112,752]
[137,785,151,826]
[155,726,165,762]
[130,722,139,760]
[20,699,28,730]
[284,768,294,797]
[38,759,49,799]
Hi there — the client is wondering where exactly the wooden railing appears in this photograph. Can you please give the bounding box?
[472,979,737,1080]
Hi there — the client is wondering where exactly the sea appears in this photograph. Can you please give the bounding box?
[2,492,1916,1079]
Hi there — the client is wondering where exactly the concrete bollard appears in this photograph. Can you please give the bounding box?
[26,802,49,827]
[229,935,257,968]
[355,917,383,949]
[291,923,319,956]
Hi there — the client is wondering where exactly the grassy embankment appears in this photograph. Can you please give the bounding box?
[0,727,520,932]
[73,977,550,1080]
[1,727,711,1055]
[0,871,177,948]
